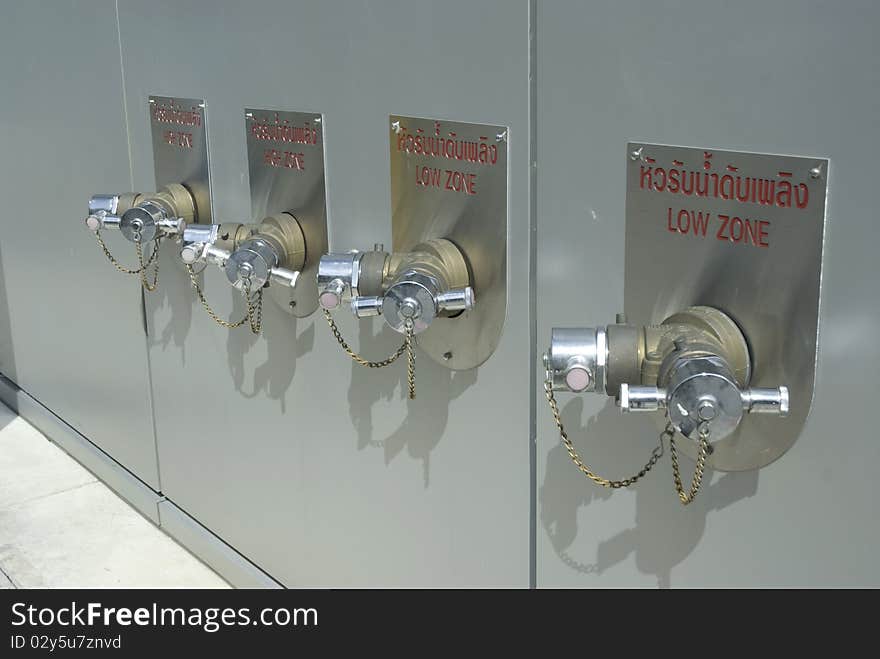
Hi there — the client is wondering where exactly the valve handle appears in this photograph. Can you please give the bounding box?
[436,286,475,312]
[180,224,221,264]
[619,382,790,417]
[204,245,231,268]
[156,217,186,235]
[741,386,790,417]
[318,252,473,334]
[269,265,299,289]
[619,384,667,412]
[352,295,382,318]
[85,212,122,232]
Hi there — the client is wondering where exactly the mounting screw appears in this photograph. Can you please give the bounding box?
[810,164,823,179]
[391,120,401,134]
[442,351,453,361]
[289,301,297,309]
[630,146,643,161]
[496,130,508,142]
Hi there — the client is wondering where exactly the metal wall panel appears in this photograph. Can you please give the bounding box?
[537,0,880,586]
[119,0,531,586]
[0,1,160,489]
[5,0,871,589]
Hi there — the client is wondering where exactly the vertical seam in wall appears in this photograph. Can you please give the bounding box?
[142,288,162,493]
[115,0,163,493]
[528,0,538,590]
[115,0,135,192]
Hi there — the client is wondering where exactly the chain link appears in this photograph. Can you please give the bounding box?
[185,264,263,334]
[135,240,160,292]
[669,423,710,505]
[404,318,416,400]
[323,309,416,399]
[543,378,664,488]
[545,371,713,504]
[245,280,263,335]
[94,229,161,284]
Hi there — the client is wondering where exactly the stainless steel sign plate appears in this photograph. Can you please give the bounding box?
[149,96,212,224]
[625,143,828,471]
[390,115,508,370]
[246,108,328,317]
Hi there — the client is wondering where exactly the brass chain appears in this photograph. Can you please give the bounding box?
[543,378,664,488]
[135,240,160,292]
[94,230,160,276]
[669,423,710,505]
[185,264,263,334]
[545,370,713,503]
[322,309,416,399]
[404,318,416,400]
[245,282,263,335]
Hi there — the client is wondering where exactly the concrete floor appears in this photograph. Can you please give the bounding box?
[0,402,228,588]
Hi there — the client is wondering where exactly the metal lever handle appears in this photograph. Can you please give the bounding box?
[156,217,186,235]
[204,245,231,267]
[182,240,227,265]
[436,287,475,312]
[180,225,221,264]
[85,212,121,232]
[620,383,790,417]
[317,252,362,310]
[352,295,382,318]
[269,266,299,289]
[619,384,667,412]
[87,194,123,231]
[741,386,790,416]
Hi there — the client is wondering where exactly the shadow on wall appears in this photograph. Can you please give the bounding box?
[226,306,314,414]
[0,243,18,422]
[540,397,759,588]
[147,248,194,364]
[145,241,475,486]
[146,247,313,411]
[344,317,477,488]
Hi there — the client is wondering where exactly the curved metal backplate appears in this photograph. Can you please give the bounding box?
[390,115,508,370]
[149,95,212,224]
[624,143,828,471]
[245,108,328,317]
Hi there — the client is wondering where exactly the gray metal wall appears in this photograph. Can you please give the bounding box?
[119,0,532,586]
[1,0,878,588]
[0,1,161,489]
[536,0,880,587]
